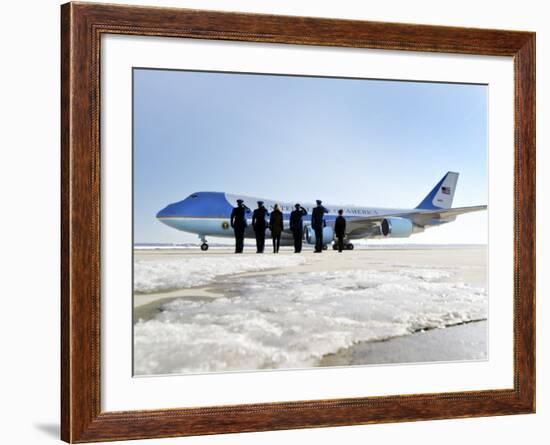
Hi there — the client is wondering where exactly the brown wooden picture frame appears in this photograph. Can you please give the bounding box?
[61,2,535,442]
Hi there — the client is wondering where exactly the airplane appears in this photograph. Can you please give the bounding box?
[156,171,487,251]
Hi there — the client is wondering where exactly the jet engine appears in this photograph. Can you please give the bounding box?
[380,217,414,238]
[304,225,334,245]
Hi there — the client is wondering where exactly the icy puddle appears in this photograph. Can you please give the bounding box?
[134,267,487,375]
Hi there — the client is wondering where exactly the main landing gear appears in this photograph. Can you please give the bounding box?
[199,235,209,251]
[332,242,354,250]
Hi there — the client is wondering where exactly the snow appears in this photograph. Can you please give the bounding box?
[134,254,309,293]
[134,266,487,375]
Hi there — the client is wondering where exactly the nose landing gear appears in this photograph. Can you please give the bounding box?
[199,235,209,251]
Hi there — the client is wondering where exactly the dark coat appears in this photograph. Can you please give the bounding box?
[252,206,269,231]
[230,206,247,228]
[335,215,346,237]
[311,205,328,229]
[269,209,284,235]
[290,207,307,231]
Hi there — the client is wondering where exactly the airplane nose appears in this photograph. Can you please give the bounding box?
[156,199,191,218]
[156,200,190,231]
[156,202,182,219]
[156,205,170,218]
[156,192,232,220]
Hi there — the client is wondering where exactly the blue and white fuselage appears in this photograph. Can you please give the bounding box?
[156,172,487,250]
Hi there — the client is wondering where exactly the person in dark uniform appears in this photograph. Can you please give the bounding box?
[230,199,248,253]
[252,201,269,253]
[289,203,307,253]
[269,204,284,253]
[334,209,347,253]
[311,199,329,253]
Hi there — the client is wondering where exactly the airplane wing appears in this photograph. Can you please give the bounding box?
[344,205,487,237]
[412,205,487,219]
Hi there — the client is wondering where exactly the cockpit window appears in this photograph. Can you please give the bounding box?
[191,194,198,198]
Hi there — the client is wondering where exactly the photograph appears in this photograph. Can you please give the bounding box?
[132,68,489,376]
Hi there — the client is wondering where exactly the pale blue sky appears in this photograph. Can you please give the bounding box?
[133,68,487,244]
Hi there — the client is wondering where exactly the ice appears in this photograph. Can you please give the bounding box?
[134,267,487,375]
[134,255,309,293]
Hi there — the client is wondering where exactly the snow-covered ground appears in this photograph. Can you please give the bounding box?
[134,254,309,293]
[134,251,487,375]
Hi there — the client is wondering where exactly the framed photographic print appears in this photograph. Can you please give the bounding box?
[61,2,535,442]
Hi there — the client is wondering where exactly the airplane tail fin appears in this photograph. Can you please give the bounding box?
[416,172,459,210]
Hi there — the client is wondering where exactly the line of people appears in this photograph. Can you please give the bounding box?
[230,199,347,254]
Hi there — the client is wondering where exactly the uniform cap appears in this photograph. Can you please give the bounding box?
[257,200,264,205]
[316,199,322,205]
[236,199,244,204]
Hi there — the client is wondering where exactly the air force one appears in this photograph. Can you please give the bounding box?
[156,172,487,251]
